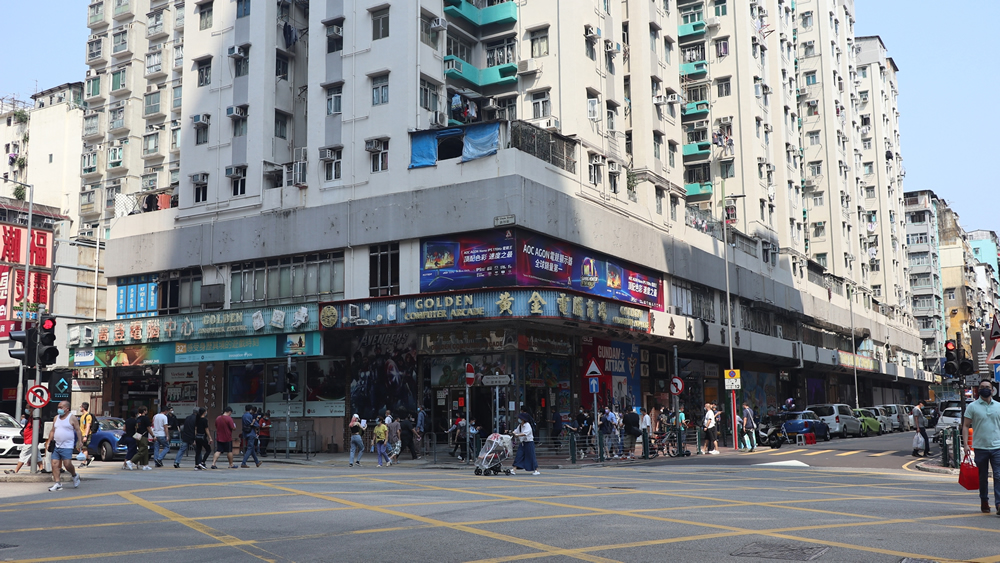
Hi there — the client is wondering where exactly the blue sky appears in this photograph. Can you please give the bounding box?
[1,1,996,230]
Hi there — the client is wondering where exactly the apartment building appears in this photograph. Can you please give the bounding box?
[969,230,1000,285]
[903,189,944,374]
[938,203,980,360]
[70,0,929,445]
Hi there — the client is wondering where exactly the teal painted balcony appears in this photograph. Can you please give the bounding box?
[444,56,518,88]
[680,61,708,77]
[444,0,517,27]
[683,142,712,158]
[678,20,706,39]
[685,182,713,197]
[683,101,710,117]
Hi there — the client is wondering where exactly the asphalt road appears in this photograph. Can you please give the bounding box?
[0,448,996,563]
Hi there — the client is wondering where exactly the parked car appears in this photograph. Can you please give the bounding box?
[921,402,941,428]
[807,403,862,438]
[87,417,128,462]
[935,407,963,431]
[876,404,906,431]
[870,406,893,434]
[854,409,882,436]
[903,405,915,429]
[780,411,831,441]
[0,412,23,457]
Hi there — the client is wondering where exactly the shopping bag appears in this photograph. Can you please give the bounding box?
[912,433,925,450]
[959,453,979,491]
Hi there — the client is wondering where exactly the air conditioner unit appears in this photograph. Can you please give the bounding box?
[541,117,560,131]
[431,111,447,127]
[326,25,343,38]
[516,59,539,74]
[227,45,246,59]
[319,148,337,160]
[693,120,709,129]
[589,154,604,165]
[111,100,125,109]
[666,94,681,104]
[143,166,157,175]
[190,173,208,183]
[430,18,448,32]
[804,178,815,187]
[860,126,870,135]
[698,202,712,211]
[365,139,384,153]
[608,161,621,173]
[584,25,600,40]
[483,97,499,111]
[145,85,157,94]
[767,164,776,172]
[706,17,721,27]
[758,7,768,17]
[192,114,210,126]
[605,40,620,53]
[88,34,102,42]
[444,58,463,72]
[860,93,869,102]
[757,157,767,164]
[226,105,246,118]
[653,95,667,106]
[775,325,783,339]
[224,166,244,178]
[720,116,733,124]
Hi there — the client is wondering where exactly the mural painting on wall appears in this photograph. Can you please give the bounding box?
[350,331,419,421]
[525,356,572,422]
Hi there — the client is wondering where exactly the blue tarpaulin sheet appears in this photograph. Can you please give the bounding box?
[461,123,500,162]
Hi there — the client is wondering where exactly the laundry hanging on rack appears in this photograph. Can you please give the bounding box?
[283,22,299,49]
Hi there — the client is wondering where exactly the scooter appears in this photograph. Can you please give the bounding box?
[758,418,787,449]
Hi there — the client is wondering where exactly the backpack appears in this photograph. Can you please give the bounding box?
[83,413,99,435]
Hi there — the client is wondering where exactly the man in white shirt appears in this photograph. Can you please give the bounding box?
[151,405,172,468]
[702,403,719,454]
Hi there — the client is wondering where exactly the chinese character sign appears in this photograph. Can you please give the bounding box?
[419,230,516,291]
[0,227,51,268]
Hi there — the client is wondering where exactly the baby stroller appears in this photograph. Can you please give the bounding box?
[474,433,513,476]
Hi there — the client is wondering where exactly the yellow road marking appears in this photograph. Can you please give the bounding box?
[0,519,165,534]
[802,450,834,456]
[834,450,865,456]
[2,542,255,563]
[769,449,807,456]
[868,451,896,457]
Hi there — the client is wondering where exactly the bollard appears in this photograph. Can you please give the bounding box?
[569,432,577,464]
[597,431,605,462]
[642,429,650,459]
[696,427,702,454]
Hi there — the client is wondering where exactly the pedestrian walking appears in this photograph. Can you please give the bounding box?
[240,405,262,468]
[374,418,389,467]
[44,401,82,491]
[677,404,689,455]
[349,414,365,467]
[962,379,1000,515]
[742,402,757,452]
[911,400,931,458]
[386,415,401,465]
[259,411,272,457]
[702,403,719,454]
[416,407,426,438]
[211,406,237,469]
[193,408,212,470]
[551,412,564,453]
[512,413,539,475]
[599,407,614,459]
[174,409,198,468]
[384,410,394,425]
[622,408,641,460]
[120,410,137,468]
[399,413,419,460]
[5,409,44,474]
[78,402,96,467]
[151,405,172,467]
[128,406,152,471]
[447,415,468,461]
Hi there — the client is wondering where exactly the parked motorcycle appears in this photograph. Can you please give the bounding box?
[758,416,788,449]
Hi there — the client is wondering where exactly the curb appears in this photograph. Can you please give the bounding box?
[1,473,70,483]
[914,460,958,476]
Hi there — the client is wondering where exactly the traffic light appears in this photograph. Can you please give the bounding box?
[36,315,59,369]
[8,326,37,368]
[959,347,975,376]
[285,370,298,394]
[944,340,958,376]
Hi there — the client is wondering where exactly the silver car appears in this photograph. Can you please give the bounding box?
[807,403,862,438]
[876,404,908,431]
[0,412,23,457]
[869,406,893,434]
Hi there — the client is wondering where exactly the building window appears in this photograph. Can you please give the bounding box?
[720,160,735,178]
[107,146,123,168]
[608,171,619,193]
[804,71,817,85]
[531,29,549,57]
[653,133,663,160]
[170,127,180,150]
[716,78,731,97]
[274,112,288,139]
[142,133,159,156]
[194,181,207,203]
[372,8,389,40]
[801,11,813,28]
[483,38,516,67]
[235,53,249,77]
[199,1,213,30]
[370,140,389,172]
[369,243,399,297]
[372,74,389,105]
[812,221,826,237]
[231,170,246,196]
[327,21,345,52]
[496,96,517,120]
[815,253,827,268]
[326,85,342,115]
[865,186,876,199]
[232,117,246,137]
[808,161,822,176]
[668,142,676,167]
[945,289,955,300]
[111,68,127,91]
[715,38,729,58]
[812,192,824,206]
[714,0,727,16]
[531,91,550,118]
[195,126,208,145]
[231,254,345,306]
[447,36,472,62]
[419,79,439,111]
[670,195,679,220]
[588,159,602,185]
[858,66,868,78]
[663,39,672,63]
[606,107,616,131]
[587,35,598,60]
[197,59,211,87]
[325,149,343,181]
[112,29,128,54]
[144,91,160,115]
[862,139,872,150]
[86,76,101,98]
[863,162,874,175]
[276,53,289,80]
[236,0,250,18]
[655,188,663,214]
[419,16,439,49]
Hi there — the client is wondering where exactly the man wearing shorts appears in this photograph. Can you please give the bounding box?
[45,401,83,491]
[211,406,237,469]
[4,410,43,474]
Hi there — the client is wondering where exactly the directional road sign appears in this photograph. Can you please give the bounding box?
[481,374,512,386]
[669,377,684,396]
[588,377,600,394]
[724,369,742,390]
[26,385,50,409]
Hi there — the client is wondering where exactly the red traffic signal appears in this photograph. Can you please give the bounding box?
[41,318,56,331]
[944,340,957,351]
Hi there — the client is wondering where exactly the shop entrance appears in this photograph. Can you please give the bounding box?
[117,369,161,417]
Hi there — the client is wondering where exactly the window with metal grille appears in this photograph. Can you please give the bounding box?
[369,243,399,297]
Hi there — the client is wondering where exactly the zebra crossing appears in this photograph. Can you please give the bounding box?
[735,448,899,457]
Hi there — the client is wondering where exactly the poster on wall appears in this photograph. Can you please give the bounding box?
[264,363,304,416]
[738,371,777,416]
[349,331,419,421]
[163,366,199,413]
[419,230,516,291]
[580,338,641,413]
[524,356,572,422]
[304,359,347,417]
[427,354,510,387]
[228,363,265,412]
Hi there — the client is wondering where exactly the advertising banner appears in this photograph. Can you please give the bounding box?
[426,353,510,388]
[580,338,641,413]
[349,331,419,421]
[164,366,199,412]
[419,229,663,311]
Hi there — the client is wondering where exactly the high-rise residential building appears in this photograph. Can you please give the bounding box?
[938,203,980,360]
[64,0,930,442]
[903,189,945,375]
[969,230,1000,286]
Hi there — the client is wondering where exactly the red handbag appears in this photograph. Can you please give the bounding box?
[959,452,979,491]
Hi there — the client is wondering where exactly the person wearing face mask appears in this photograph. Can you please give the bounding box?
[44,401,83,491]
[963,379,1000,515]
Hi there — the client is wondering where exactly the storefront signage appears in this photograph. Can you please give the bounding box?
[71,379,103,393]
[320,289,650,333]
[838,350,877,372]
[419,329,516,355]
[115,275,158,319]
[418,229,664,311]
[68,333,321,367]
[67,303,318,349]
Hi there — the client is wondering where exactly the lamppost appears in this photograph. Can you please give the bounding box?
[0,177,35,422]
[848,283,860,409]
[716,145,744,449]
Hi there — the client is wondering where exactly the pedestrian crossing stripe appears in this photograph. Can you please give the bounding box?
[769,449,807,456]
[802,450,834,456]
[867,451,896,457]
[835,450,865,456]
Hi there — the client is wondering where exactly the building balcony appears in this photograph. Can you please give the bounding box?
[685,182,713,197]
[88,4,108,29]
[87,39,107,66]
[682,101,710,117]
[443,0,517,27]
[678,20,707,39]
[146,22,168,41]
[679,61,708,78]
[444,56,518,88]
[112,0,133,20]
[683,141,712,159]
[145,58,167,80]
